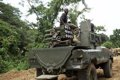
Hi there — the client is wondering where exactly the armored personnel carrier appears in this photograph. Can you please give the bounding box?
[28,20,113,80]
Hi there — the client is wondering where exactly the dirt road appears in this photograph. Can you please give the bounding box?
[98,56,120,80]
[0,56,120,80]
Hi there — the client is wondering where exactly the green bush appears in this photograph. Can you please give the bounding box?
[16,57,29,71]
[0,20,29,73]
[102,41,113,49]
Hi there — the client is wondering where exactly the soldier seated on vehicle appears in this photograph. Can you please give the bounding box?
[60,9,80,43]
[91,23,95,33]
[60,8,68,26]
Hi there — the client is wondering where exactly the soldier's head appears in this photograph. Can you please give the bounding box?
[64,8,68,14]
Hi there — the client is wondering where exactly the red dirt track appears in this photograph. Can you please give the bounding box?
[0,56,120,80]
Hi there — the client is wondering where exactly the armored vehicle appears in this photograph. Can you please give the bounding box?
[29,20,113,80]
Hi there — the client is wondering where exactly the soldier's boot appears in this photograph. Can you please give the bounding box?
[73,35,80,43]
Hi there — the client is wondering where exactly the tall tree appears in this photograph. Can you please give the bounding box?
[0,2,27,28]
[95,26,106,33]
[0,2,30,53]
[0,2,30,73]
[27,0,88,44]
[110,29,120,48]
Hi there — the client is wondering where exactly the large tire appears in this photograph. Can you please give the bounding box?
[77,64,98,80]
[103,60,112,78]
[36,68,42,77]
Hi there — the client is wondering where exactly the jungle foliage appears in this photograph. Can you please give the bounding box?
[0,2,30,73]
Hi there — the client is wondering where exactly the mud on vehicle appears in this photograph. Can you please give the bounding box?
[28,20,113,80]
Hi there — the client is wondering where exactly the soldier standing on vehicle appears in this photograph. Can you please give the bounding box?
[91,23,95,32]
[60,8,80,44]
[60,8,68,26]
[60,8,72,39]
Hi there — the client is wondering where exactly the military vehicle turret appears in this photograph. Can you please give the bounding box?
[28,20,113,80]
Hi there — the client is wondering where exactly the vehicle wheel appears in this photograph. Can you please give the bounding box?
[36,68,42,77]
[103,60,112,78]
[77,64,97,80]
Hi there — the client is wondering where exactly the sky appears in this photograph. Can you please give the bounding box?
[85,0,120,36]
[3,0,120,36]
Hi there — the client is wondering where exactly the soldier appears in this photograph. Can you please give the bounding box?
[91,23,95,32]
[60,8,68,26]
[60,9,77,29]
[59,9,73,41]
[60,8,80,44]
[60,9,80,43]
